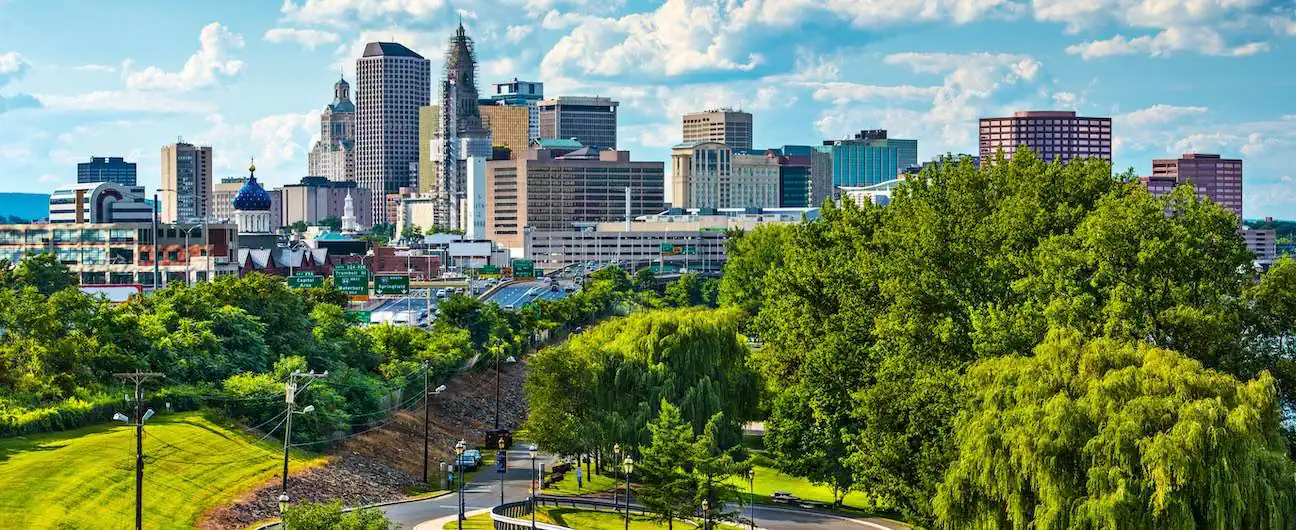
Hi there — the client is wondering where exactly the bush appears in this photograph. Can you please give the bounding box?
[281,500,393,530]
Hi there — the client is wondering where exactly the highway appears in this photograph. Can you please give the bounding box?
[483,280,573,310]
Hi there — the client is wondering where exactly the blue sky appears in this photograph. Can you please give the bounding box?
[0,0,1294,217]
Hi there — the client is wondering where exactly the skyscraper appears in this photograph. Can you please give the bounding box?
[77,156,137,187]
[480,104,529,157]
[355,41,431,226]
[489,78,544,142]
[978,110,1112,164]
[308,76,356,183]
[160,141,213,223]
[418,105,439,195]
[670,142,778,210]
[432,22,491,230]
[682,109,753,151]
[822,130,918,188]
[539,96,618,149]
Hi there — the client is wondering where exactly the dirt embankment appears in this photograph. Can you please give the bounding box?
[201,361,529,529]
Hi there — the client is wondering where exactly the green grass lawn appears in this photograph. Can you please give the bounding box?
[0,411,320,529]
[542,466,619,495]
[725,457,873,511]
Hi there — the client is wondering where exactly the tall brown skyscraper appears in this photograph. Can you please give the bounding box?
[1141,153,1244,218]
[355,42,431,225]
[682,108,753,151]
[160,142,213,223]
[978,110,1112,164]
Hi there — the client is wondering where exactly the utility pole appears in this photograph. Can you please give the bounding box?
[113,372,163,530]
[423,359,430,483]
[282,370,327,498]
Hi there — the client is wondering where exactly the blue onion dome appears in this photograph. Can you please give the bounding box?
[232,161,272,211]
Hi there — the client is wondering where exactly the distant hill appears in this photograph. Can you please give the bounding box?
[0,193,48,222]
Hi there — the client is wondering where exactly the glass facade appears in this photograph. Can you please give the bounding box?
[77,157,138,187]
[779,166,811,208]
[830,143,901,187]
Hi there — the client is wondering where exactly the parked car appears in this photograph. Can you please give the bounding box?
[436,288,447,298]
[770,491,800,504]
[459,449,482,471]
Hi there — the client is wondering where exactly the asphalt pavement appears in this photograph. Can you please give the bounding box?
[483,281,572,310]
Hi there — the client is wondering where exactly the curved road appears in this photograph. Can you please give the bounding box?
[380,449,907,530]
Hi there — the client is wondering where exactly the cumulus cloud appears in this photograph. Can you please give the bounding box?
[281,0,449,24]
[1119,104,1208,127]
[332,26,445,78]
[1066,27,1269,59]
[71,64,117,73]
[805,83,941,105]
[265,28,341,49]
[186,111,316,184]
[35,91,214,114]
[124,23,245,91]
[504,25,533,43]
[0,52,42,114]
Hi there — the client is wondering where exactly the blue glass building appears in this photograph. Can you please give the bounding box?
[77,156,137,187]
[823,130,917,188]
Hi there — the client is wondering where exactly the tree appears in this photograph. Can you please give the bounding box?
[718,224,792,313]
[320,216,342,232]
[400,224,423,241]
[664,273,706,308]
[638,400,698,529]
[4,252,77,295]
[633,268,657,292]
[691,412,746,527]
[289,220,309,234]
[589,265,631,292]
[935,328,1296,529]
[763,384,854,507]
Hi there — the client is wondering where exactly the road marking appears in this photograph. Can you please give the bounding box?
[753,505,903,530]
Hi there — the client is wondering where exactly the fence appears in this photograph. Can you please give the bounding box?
[490,496,647,530]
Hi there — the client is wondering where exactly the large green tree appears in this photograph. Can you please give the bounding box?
[935,329,1296,529]
[637,400,698,529]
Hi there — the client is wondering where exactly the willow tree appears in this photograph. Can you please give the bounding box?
[935,328,1296,530]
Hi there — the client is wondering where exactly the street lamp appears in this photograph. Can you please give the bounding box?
[455,439,467,530]
[612,442,622,509]
[529,443,539,530]
[747,468,756,530]
[278,493,289,529]
[702,499,711,530]
[621,456,635,530]
[498,437,508,506]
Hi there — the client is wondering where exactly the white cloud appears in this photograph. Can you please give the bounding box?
[0,144,31,161]
[806,83,940,105]
[1066,27,1269,59]
[1051,91,1081,108]
[35,91,215,113]
[504,25,533,43]
[37,174,60,183]
[71,64,117,73]
[1119,104,1208,127]
[0,51,30,85]
[186,111,316,184]
[124,23,244,92]
[281,0,448,24]
[265,28,340,49]
[482,57,518,78]
[540,9,597,29]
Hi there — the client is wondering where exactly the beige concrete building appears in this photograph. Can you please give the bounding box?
[671,142,778,209]
[682,108,753,151]
[480,104,530,158]
[396,195,442,234]
[277,177,371,229]
[486,145,664,250]
[160,142,213,223]
[418,105,440,195]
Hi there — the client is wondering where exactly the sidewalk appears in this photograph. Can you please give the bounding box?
[412,508,492,530]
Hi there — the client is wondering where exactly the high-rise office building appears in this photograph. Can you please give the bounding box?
[1141,153,1243,218]
[429,23,492,231]
[480,105,530,157]
[355,41,431,225]
[771,145,832,208]
[671,142,779,210]
[822,130,918,188]
[682,109,753,151]
[160,142,213,223]
[538,96,618,149]
[418,105,439,195]
[307,76,356,183]
[77,156,137,187]
[489,78,544,142]
[978,110,1112,164]
[486,144,664,249]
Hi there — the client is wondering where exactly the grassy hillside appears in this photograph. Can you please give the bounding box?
[0,412,321,529]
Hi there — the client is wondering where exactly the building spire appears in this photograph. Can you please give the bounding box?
[248,156,256,176]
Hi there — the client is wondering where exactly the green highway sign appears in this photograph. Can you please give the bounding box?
[374,274,410,295]
[480,264,500,274]
[512,259,535,279]
[345,310,371,324]
[333,265,369,296]
[683,246,697,255]
[287,273,323,289]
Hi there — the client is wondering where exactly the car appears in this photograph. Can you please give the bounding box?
[504,303,515,310]
[770,491,800,504]
[436,288,447,298]
[563,284,577,293]
[456,452,480,471]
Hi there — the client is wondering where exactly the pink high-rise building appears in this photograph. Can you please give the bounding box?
[1140,153,1242,218]
[978,110,1112,164]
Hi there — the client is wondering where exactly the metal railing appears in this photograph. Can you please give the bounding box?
[490,496,648,530]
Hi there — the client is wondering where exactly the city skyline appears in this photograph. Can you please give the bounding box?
[0,1,1294,217]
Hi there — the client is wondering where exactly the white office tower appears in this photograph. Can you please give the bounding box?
[464,156,487,240]
[341,190,360,232]
[355,42,431,225]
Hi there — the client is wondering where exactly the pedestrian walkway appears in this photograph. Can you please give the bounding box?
[412,508,491,530]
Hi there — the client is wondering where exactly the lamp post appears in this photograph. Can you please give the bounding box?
[529,443,538,530]
[111,406,156,530]
[498,437,507,506]
[278,494,289,529]
[621,456,635,530]
[455,439,467,530]
[702,499,711,530]
[747,468,755,530]
[612,442,622,509]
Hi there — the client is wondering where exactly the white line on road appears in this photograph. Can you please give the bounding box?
[754,505,902,530]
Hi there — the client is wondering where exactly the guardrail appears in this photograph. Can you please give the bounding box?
[490,496,647,530]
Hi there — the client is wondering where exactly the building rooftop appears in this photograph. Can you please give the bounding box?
[534,138,583,149]
[361,42,424,59]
